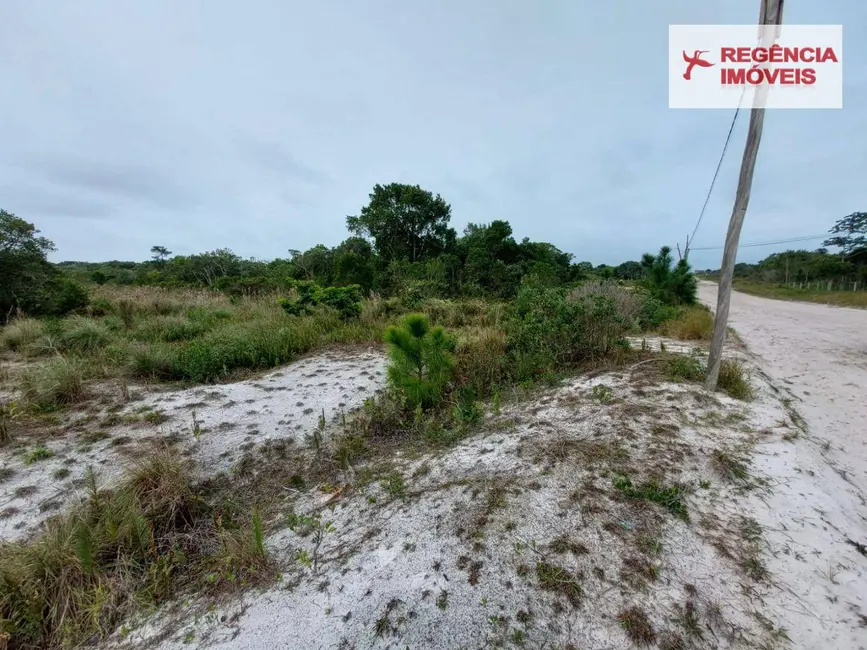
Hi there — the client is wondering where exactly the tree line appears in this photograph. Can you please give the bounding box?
[4,182,706,318]
[702,212,867,289]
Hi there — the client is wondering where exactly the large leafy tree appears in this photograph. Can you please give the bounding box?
[823,211,867,257]
[347,183,456,263]
[0,210,87,317]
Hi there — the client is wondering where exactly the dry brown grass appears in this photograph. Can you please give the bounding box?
[659,305,714,341]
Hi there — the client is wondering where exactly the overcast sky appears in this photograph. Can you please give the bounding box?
[1,1,865,269]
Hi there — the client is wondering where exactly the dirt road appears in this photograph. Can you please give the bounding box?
[699,282,867,649]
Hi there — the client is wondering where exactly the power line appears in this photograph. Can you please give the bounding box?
[689,104,744,248]
[689,233,828,252]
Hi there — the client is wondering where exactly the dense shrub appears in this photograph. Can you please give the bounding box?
[507,284,633,378]
[384,314,456,409]
[279,281,363,320]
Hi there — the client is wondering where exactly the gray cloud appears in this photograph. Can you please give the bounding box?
[0,0,864,265]
[27,159,197,211]
[239,138,327,184]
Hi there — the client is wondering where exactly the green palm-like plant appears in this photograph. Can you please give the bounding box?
[384,314,455,409]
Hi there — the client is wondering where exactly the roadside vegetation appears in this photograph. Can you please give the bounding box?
[0,183,767,648]
[700,211,867,308]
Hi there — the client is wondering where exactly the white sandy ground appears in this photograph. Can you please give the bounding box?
[698,281,867,650]
[107,343,808,650]
[0,349,386,541]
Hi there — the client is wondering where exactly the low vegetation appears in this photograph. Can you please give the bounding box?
[0,183,781,648]
[0,453,274,648]
[701,211,867,308]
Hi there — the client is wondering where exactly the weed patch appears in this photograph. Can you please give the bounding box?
[613,476,689,521]
[618,606,656,646]
[535,561,583,607]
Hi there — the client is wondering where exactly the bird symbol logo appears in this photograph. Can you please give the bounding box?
[682,50,715,80]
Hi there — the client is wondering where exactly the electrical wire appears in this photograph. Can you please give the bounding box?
[688,233,828,252]
[689,104,744,247]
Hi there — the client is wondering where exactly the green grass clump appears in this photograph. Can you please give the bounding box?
[128,343,180,380]
[0,318,44,352]
[20,357,87,410]
[665,356,704,382]
[613,475,689,521]
[0,453,271,649]
[24,443,54,464]
[58,317,114,354]
[134,315,209,343]
[716,359,755,401]
[0,319,45,352]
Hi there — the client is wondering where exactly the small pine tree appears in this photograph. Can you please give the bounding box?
[640,246,697,305]
[384,314,455,409]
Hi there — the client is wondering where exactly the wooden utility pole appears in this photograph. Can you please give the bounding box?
[705,0,784,391]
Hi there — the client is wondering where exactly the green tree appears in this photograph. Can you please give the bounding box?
[823,212,867,255]
[615,260,644,280]
[332,237,375,291]
[150,245,172,263]
[640,246,696,305]
[384,314,455,409]
[0,210,88,317]
[347,183,456,263]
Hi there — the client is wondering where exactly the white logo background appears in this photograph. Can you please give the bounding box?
[669,25,843,109]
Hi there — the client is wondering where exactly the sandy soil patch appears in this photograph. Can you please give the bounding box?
[0,348,386,542]
[116,348,797,650]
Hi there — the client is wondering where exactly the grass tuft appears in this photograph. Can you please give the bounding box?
[0,451,272,648]
[535,561,583,608]
[716,359,755,401]
[58,317,114,354]
[659,305,714,341]
[613,475,689,521]
[618,606,656,646]
[0,318,44,352]
[20,357,87,411]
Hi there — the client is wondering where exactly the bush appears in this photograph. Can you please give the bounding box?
[568,280,645,329]
[384,314,456,409]
[507,285,631,379]
[0,318,44,352]
[20,357,86,410]
[279,281,363,320]
[666,356,704,382]
[41,277,89,316]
